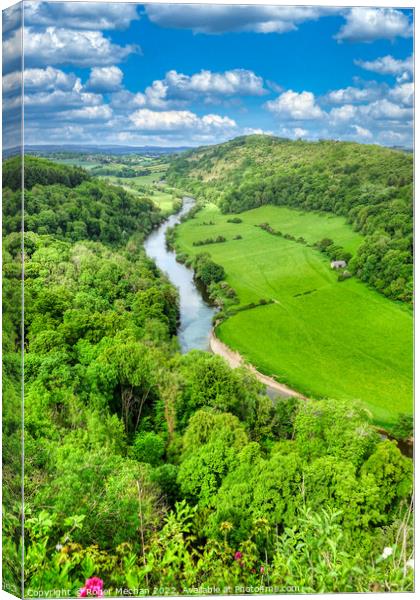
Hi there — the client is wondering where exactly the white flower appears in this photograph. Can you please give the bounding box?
[382,547,393,559]
[55,543,63,551]
[406,558,414,569]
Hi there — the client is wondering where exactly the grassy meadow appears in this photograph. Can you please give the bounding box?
[176,203,413,427]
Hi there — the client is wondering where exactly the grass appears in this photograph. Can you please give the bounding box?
[175,203,413,427]
[53,158,103,169]
[149,188,178,213]
[102,175,177,212]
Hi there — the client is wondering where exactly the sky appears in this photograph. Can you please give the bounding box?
[2,2,414,148]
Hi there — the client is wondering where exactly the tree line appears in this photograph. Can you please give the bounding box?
[168,135,413,303]
[1,156,413,595]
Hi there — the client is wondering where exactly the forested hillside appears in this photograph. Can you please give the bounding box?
[2,157,413,594]
[168,136,413,302]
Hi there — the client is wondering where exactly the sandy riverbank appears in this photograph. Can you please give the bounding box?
[209,330,306,399]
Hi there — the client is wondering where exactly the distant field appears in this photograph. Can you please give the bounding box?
[153,190,177,212]
[53,158,102,169]
[100,170,166,186]
[176,203,413,427]
[99,175,175,213]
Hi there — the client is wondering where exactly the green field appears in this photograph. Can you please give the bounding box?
[176,203,413,427]
[53,158,103,169]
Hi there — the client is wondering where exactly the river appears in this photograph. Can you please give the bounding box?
[143,198,415,454]
[144,197,217,353]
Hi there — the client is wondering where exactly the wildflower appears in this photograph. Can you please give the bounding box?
[382,547,393,560]
[234,551,242,561]
[260,566,265,574]
[79,577,104,597]
[407,559,414,569]
[55,543,63,552]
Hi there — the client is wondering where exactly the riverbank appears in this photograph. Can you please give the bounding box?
[144,197,217,353]
[209,329,306,399]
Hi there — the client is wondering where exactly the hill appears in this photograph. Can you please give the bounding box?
[168,135,413,302]
[2,157,161,244]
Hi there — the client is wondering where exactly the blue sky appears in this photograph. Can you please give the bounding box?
[2,2,414,148]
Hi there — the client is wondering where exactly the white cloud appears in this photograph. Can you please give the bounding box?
[362,99,412,121]
[329,104,358,123]
[266,90,325,120]
[325,84,382,105]
[378,129,412,147]
[146,4,340,35]
[112,68,266,110]
[24,2,140,31]
[164,68,266,98]
[352,125,373,139]
[110,89,149,110]
[24,89,103,111]
[129,108,236,132]
[389,83,414,107]
[243,128,274,136]
[2,27,139,68]
[330,99,411,125]
[58,105,113,122]
[355,55,413,82]
[86,66,123,92]
[335,8,412,43]
[3,66,79,95]
[293,127,309,138]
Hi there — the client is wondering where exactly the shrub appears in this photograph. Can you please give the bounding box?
[132,432,165,466]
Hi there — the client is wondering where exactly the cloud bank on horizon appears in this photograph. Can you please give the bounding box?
[2,2,414,149]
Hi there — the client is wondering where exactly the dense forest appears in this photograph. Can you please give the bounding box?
[167,135,413,303]
[2,156,413,595]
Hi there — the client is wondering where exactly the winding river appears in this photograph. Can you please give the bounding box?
[144,197,217,353]
[143,199,414,456]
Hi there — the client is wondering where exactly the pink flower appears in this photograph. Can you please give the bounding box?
[234,551,242,561]
[260,566,265,574]
[79,577,103,597]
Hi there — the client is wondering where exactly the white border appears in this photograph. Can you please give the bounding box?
[0,2,416,600]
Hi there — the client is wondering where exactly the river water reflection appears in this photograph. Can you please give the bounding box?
[144,197,217,353]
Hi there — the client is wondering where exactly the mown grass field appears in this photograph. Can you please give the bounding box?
[175,203,413,427]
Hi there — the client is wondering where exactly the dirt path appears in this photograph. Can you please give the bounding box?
[209,330,306,399]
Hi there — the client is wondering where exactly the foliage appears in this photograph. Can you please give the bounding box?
[174,202,412,425]
[3,157,161,244]
[1,150,413,594]
[132,432,166,466]
[168,135,413,302]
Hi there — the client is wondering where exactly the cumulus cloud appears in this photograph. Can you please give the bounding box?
[389,83,414,107]
[2,27,139,68]
[335,8,412,43]
[146,4,340,35]
[352,125,373,139]
[24,88,103,111]
[363,99,412,121]
[330,104,358,123]
[129,108,236,132]
[266,90,325,120]
[330,99,411,124]
[86,66,123,92]
[164,69,266,98]
[112,68,266,110]
[58,105,113,122]
[4,66,79,95]
[325,84,383,105]
[243,128,274,136]
[24,2,140,31]
[355,55,413,82]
